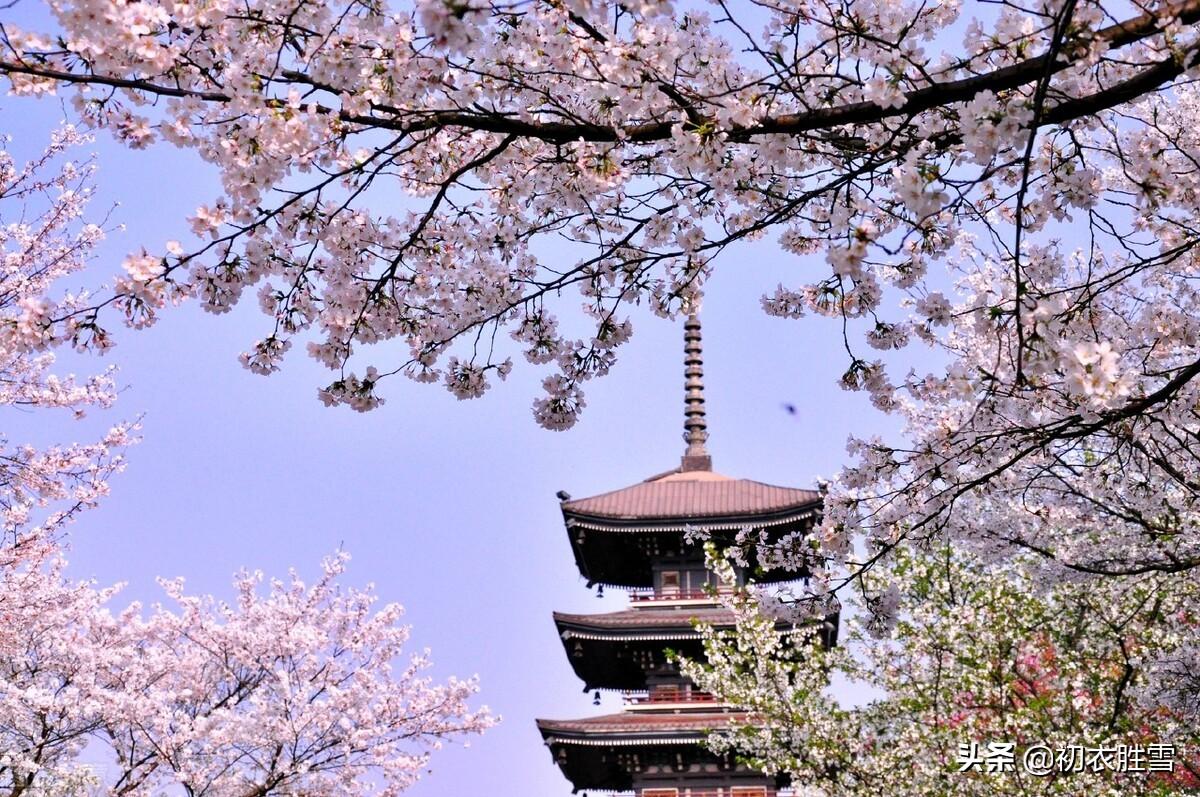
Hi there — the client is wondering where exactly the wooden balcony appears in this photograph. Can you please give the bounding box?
[628,586,732,603]
[639,789,790,797]
[623,686,722,706]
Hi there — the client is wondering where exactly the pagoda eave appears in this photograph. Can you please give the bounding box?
[537,712,787,792]
[555,634,706,691]
[537,710,748,759]
[555,610,839,691]
[565,516,817,588]
[563,504,821,533]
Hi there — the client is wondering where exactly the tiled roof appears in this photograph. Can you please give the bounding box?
[554,607,735,630]
[561,468,821,522]
[537,710,748,737]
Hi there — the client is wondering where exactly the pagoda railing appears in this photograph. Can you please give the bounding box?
[638,789,793,797]
[623,687,721,705]
[628,586,732,602]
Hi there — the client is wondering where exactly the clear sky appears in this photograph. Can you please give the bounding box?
[5,50,902,797]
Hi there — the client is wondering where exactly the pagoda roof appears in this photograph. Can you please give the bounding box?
[562,467,821,529]
[560,468,821,586]
[537,709,748,742]
[537,708,783,792]
[555,606,737,636]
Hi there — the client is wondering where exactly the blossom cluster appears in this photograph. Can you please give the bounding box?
[0,123,130,552]
[0,128,495,796]
[681,545,1200,797]
[0,546,496,796]
[6,2,1200,768]
[0,0,1164,433]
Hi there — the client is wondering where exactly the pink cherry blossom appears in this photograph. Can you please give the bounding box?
[6,2,1200,756]
[0,127,494,796]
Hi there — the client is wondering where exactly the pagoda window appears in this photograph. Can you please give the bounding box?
[684,569,716,592]
[650,684,683,702]
[641,789,678,797]
[731,788,769,797]
[659,570,681,595]
[656,567,721,597]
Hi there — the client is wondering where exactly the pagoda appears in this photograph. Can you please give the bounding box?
[536,315,839,797]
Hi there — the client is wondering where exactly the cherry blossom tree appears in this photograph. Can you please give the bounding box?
[5,0,1200,612]
[0,121,131,558]
[0,547,495,797]
[0,552,121,796]
[0,130,494,795]
[680,546,1200,796]
[10,6,1200,788]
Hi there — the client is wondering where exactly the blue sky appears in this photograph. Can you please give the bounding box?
[5,55,903,797]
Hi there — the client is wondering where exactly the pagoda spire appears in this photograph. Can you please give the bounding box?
[681,311,712,472]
